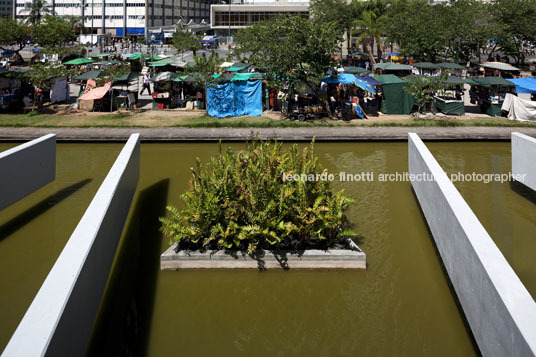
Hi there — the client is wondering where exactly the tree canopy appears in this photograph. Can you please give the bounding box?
[32,16,77,49]
[235,16,342,95]
[0,19,30,53]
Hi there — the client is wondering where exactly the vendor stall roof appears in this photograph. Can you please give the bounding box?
[438,62,465,70]
[361,75,381,86]
[375,62,412,71]
[352,52,370,57]
[114,71,141,83]
[92,60,122,66]
[412,62,439,69]
[231,73,259,81]
[148,57,180,67]
[232,62,251,69]
[481,62,520,72]
[64,58,94,65]
[124,53,151,61]
[74,70,105,81]
[152,71,180,82]
[172,75,190,82]
[372,74,406,85]
[90,53,113,58]
[343,66,370,74]
[507,77,536,94]
[443,75,469,86]
[472,76,515,87]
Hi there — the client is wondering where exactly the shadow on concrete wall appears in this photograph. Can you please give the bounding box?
[86,179,169,357]
[510,180,536,205]
[0,179,92,242]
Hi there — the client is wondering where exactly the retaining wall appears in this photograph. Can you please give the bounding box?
[1,133,140,357]
[408,132,536,357]
[0,134,56,211]
[512,132,536,191]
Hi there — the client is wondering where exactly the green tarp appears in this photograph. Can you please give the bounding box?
[114,71,141,83]
[412,62,439,69]
[148,57,179,67]
[226,66,243,72]
[373,74,414,115]
[375,63,412,71]
[231,73,257,81]
[64,58,93,65]
[231,62,251,69]
[126,53,150,60]
[343,66,370,74]
[92,60,122,66]
[90,53,113,58]
[172,75,190,82]
[471,76,515,88]
[74,70,104,80]
[434,97,465,115]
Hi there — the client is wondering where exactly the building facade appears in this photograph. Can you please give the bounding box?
[0,0,13,18]
[210,0,309,38]
[14,0,218,40]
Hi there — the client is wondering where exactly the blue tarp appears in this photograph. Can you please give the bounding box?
[507,77,536,94]
[322,74,376,93]
[207,80,262,117]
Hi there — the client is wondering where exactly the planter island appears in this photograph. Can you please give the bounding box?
[160,238,366,270]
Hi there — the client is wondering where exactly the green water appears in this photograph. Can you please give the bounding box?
[1,141,534,356]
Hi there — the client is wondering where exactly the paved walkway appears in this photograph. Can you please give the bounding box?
[1,127,535,142]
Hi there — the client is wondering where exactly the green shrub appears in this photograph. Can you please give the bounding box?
[160,140,356,254]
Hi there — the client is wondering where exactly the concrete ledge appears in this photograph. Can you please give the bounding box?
[161,240,366,270]
[512,132,536,191]
[2,127,536,142]
[2,134,140,357]
[0,134,55,211]
[409,132,536,357]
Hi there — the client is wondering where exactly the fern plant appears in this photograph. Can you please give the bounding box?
[160,140,356,253]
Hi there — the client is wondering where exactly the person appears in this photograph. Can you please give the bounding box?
[140,74,151,95]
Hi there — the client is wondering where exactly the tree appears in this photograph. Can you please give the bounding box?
[26,0,52,25]
[64,15,86,36]
[235,16,342,116]
[310,0,352,55]
[25,64,74,108]
[490,0,536,64]
[171,28,202,58]
[384,0,447,62]
[352,10,386,64]
[0,20,31,63]
[32,16,77,49]
[403,70,451,115]
[185,51,221,87]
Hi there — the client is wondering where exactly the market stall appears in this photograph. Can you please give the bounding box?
[470,76,515,116]
[412,62,440,76]
[206,77,262,118]
[374,62,412,77]
[480,62,520,78]
[372,74,414,115]
[507,77,536,95]
[437,62,465,77]
[432,76,469,115]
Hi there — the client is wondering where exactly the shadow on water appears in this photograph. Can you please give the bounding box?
[410,188,481,356]
[86,179,169,357]
[510,180,536,205]
[0,179,92,242]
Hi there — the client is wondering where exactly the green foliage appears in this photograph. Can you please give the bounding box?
[235,16,342,97]
[25,64,74,90]
[352,10,387,64]
[171,27,202,56]
[403,70,451,114]
[26,0,52,25]
[160,140,356,253]
[32,16,77,49]
[185,51,221,88]
[0,19,30,53]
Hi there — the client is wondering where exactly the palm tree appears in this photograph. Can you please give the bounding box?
[27,0,52,25]
[352,10,385,65]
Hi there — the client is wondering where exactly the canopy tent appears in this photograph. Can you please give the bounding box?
[232,62,251,69]
[412,62,439,69]
[361,75,381,86]
[501,93,536,121]
[206,80,262,118]
[123,52,151,61]
[372,74,414,115]
[507,77,536,94]
[151,71,180,82]
[443,76,469,86]
[64,58,94,65]
[322,74,375,93]
[79,82,112,101]
[231,73,258,81]
[172,75,190,82]
[375,63,412,71]
[74,70,105,81]
[352,52,370,57]
[343,66,370,75]
[219,62,234,68]
[92,60,122,66]
[90,53,113,58]
[114,71,141,84]
[148,57,180,67]
[481,62,520,72]
[438,62,465,70]
[471,76,515,88]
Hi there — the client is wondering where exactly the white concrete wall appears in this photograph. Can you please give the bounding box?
[512,132,536,191]
[1,134,140,357]
[0,134,55,211]
[408,132,536,357]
